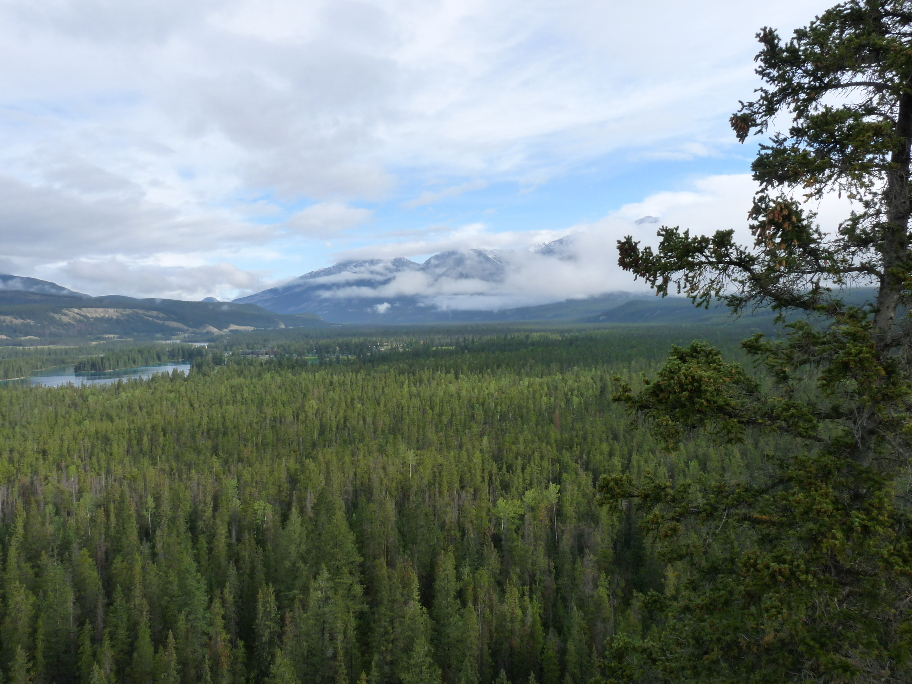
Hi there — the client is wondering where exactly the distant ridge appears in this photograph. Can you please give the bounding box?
[0,274,88,298]
[0,274,324,341]
[584,297,729,324]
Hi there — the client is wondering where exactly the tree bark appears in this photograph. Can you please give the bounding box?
[874,88,912,341]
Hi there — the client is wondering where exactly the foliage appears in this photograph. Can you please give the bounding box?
[73,345,208,373]
[600,1,912,682]
[0,327,766,684]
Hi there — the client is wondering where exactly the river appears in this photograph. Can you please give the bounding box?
[21,363,191,388]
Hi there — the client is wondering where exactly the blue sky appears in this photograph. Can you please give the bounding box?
[0,0,840,301]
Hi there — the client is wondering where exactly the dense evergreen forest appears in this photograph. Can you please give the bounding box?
[0,346,89,382]
[0,326,772,684]
[72,345,209,374]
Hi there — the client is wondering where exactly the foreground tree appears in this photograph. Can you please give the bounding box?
[599,1,912,681]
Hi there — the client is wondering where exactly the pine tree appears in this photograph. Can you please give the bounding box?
[266,648,300,684]
[255,585,280,680]
[540,632,559,684]
[88,664,107,684]
[401,629,442,684]
[8,648,31,684]
[603,0,912,680]
[71,550,103,638]
[455,605,480,684]
[77,622,94,684]
[155,632,179,684]
[400,577,442,684]
[131,611,155,684]
[93,636,115,684]
[208,596,232,684]
[431,551,465,682]
[36,555,76,684]
[295,568,357,684]
[2,583,35,671]
[105,587,131,677]
[273,506,307,604]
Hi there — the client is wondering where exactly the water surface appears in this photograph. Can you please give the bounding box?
[24,363,191,388]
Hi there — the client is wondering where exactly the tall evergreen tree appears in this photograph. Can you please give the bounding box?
[77,623,94,684]
[431,552,465,682]
[2,583,35,672]
[131,611,155,684]
[602,0,912,680]
[255,586,280,681]
[36,556,76,684]
[400,599,442,684]
[266,649,300,684]
[155,632,179,684]
[8,648,31,684]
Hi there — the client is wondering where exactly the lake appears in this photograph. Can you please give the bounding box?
[23,363,191,388]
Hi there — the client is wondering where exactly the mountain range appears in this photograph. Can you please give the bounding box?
[234,242,683,324]
[0,238,756,337]
[236,250,513,323]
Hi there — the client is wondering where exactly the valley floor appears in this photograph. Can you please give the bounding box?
[0,326,766,684]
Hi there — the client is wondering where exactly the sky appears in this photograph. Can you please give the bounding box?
[0,0,843,304]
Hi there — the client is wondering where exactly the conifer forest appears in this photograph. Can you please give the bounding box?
[0,326,765,684]
[3,1,912,682]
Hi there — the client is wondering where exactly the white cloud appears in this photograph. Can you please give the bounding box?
[319,173,859,311]
[402,179,488,209]
[607,174,855,244]
[54,258,266,300]
[0,0,839,298]
[0,173,272,259]
[336,221,569,262]
[284,202,372,236]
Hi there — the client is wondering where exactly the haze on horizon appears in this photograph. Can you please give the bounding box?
[0,0,844,307]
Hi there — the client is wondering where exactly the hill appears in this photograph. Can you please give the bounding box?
[585,296,734,324]
[0,286,324,342]
[0,273,89,298]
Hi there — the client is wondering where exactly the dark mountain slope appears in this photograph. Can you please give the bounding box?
[0,289,323,341]
[0,273,89,298]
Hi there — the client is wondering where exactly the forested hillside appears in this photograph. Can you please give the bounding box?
[0,290,322,341]
[0,328,767,684]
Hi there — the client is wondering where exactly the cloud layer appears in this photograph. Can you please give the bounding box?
[0,0,837,298]
[320,174,857,311]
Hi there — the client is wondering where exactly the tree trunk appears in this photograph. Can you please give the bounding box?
[874,88,912,340]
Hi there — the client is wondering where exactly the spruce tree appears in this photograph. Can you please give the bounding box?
[8,648,30,684]
[131,612,155,684]
[266,649,300,684]
[77,622,94,684]
[431,551,465,682]
[255,585,280,680]
[156,632,179,684]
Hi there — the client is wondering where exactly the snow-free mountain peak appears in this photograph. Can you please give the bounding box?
[0,274,89,298]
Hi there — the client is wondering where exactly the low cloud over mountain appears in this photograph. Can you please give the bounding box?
[235,236,651,323]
